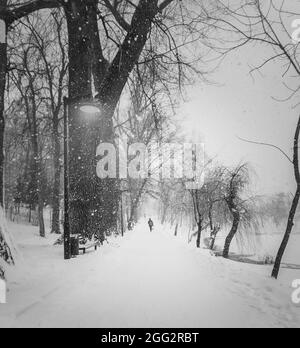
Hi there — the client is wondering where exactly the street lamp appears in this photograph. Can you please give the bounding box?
[63,96,101,260]
[79,104,102,115]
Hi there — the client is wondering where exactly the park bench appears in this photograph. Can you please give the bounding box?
[79,236,100,254]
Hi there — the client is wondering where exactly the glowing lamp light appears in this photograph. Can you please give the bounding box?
[79,104,101,115]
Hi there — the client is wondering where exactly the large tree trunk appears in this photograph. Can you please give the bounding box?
[64,0,159,238]
[272,115,300,279]
[0,1,14,273]
[0,0,7,208]
[223,212,240,258]
[51,117,61,234]
[64,0,118,239]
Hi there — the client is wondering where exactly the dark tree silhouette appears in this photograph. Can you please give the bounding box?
[222,164,250,259]
[1,0,207,241]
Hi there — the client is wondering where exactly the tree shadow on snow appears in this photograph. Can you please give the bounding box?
[281,263,300,270]
[213,250,273,266]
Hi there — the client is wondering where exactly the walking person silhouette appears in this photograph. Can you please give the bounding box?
[148,218,154,232]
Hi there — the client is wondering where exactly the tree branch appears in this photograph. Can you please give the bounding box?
[238,136,293,164]
[7,0,61,26]
[103,0,131,31]
[159,0,175,12]
[293,115,300,185]
[98,0,159,106]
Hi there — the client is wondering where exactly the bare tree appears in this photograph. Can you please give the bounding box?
[63,0,208,237]
[19,12,68,234]
[203,168,226,250]
[8,16,59,237]
[190,188,208,248]
[222,164,253,258]
[0,0,210,241]
[116,68,178,228]
[189,169,225,249]
[272,116,300,278]
[204,0,300,277]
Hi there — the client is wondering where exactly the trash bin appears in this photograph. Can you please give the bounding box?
[70,236,79,256]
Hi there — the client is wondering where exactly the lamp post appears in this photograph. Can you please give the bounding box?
[63,97,71,260]
[63,96,101,260]
[120,192,124,237]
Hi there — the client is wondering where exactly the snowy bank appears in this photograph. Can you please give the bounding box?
[0,221,299,328]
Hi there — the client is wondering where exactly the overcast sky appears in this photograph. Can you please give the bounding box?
[179,41,299,196]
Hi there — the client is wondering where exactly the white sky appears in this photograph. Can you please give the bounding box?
[179,44,298,196]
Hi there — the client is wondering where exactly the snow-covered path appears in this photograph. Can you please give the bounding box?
[1,223,300,328]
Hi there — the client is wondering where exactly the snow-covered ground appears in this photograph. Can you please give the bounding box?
[0,220,300,328]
